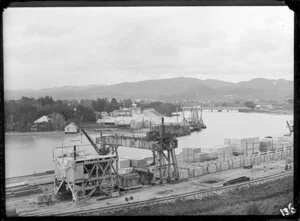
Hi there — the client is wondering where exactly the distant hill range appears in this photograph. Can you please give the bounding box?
[5,77,293,102]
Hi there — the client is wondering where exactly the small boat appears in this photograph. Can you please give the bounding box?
[199,109,207,129]
[189,125,201,132]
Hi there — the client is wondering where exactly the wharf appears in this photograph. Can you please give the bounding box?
[6,158,291,216]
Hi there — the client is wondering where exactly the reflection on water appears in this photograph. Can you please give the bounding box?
[5,112,292,178]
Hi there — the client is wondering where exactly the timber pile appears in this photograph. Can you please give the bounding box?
[260,137,292,152]
[182,147,201,162]
[130,159,147,168]
[6,182,42,198]
[224,137,260,155]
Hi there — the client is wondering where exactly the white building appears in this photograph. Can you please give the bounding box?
[97,117,115,126]
[100,112,109,118]
[34,115,50,124]
[64,122,79,134]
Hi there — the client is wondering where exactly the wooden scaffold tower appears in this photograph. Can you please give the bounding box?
[53,130,120,202]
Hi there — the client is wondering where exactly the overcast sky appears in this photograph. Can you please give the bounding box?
[4,6,293,90]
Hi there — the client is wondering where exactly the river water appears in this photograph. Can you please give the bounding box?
[5,112,293,178]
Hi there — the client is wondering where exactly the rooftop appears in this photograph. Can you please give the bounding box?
[56,153,117,166]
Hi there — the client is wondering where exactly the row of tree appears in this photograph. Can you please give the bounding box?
[4,96,118,132]
[5,96,180,132]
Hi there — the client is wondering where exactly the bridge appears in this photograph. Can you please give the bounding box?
[182,106,244,112]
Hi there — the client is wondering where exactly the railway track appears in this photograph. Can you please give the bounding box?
[19,171,293,216]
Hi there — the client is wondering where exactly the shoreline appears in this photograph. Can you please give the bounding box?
[5,111,293,135]
[5,131,65,136]
[238,109,293,115]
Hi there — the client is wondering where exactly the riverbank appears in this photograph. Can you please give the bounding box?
[5,131,65,136]
[4,128,149,136]
[238,108,293,115]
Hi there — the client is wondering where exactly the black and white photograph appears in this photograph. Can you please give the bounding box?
[3,2,295,217]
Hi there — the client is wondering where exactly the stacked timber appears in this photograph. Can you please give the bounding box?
[194,152,218,162]
[260,137,292,152]
[285,135,294,146]
[281,142,289,148]
[250,155,256,164]
[130,159,147,168]
[281,151,287,159]
[269,152,274,161]
[6,183,42,198]
[182,147,201,162]
[254,155,260,164]
[194,152,208,162]
[259,138,273,152]
[227,159,233,169]
[270,137,284,150]
[232,158,241,168]
[200,147,214,153]
[194,167,204,176]
[118,158,131,169]
[221,161,229,171]
[278,151,282,160]
[6,181,28,189]
[239,156,245,167]
[209,145,233,160]
[273,152,279,160]
[215,162,221,172]
[187,166,195,177]
[202,165,208,175]
[208,164,217,174]
[244,156,250,165]
[224,137,260,155]
[118,167,134,175]
[179,169,189,179]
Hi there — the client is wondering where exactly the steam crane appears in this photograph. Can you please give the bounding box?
[53,128,119,202]
[285,120,294,136]
[81,129,111,155]
[53,119,179,202]
[100,118,180,184]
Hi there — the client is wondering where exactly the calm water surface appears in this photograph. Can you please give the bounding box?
[5,112,292,178]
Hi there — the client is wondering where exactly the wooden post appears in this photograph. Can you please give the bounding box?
[167,150,171,181]
[159,151,163,183]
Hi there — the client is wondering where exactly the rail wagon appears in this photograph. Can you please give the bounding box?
[223,176,250,186]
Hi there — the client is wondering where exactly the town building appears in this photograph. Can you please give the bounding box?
[111,108,132,117]
[64,122,79,134]
[34,115,50,124]
[32,115,51,131]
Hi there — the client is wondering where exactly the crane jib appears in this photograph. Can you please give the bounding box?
[80,129,101,154]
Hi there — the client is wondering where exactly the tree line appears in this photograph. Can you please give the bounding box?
[5,96,180,132]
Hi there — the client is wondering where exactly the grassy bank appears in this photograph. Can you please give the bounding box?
[103,176,293,216]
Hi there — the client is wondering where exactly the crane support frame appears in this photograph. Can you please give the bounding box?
[100,133,180,184]
[54,155,119,202]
